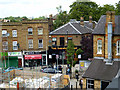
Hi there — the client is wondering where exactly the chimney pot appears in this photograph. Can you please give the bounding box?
[80,17,84,26]
[89,16,92,23]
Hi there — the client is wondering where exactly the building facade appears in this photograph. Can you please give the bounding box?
[49,17,95,64]
[0,19,49,68]
[82,11,120,89]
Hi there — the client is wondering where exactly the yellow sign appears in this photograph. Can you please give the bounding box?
[80,62,84,67]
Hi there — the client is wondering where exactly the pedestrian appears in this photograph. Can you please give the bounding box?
[76,72,79,81]
[79,78,83,89]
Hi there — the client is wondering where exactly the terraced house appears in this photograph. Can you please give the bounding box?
[48,17,96,64]
[82,11,120,90]
[0,19,50,68]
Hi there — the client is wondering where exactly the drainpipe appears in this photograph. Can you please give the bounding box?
[107,22,112,63]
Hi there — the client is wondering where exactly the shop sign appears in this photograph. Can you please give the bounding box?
[8,52,21,56]
[25,54,42,60]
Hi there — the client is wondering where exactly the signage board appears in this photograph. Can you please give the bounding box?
[25,54,42,60]
[8,52,21,56]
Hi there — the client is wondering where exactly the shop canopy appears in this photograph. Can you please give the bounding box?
[25,54,42,60]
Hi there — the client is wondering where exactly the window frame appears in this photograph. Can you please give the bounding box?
[28,28,33,35]
[38,39,43,48]
[52,37,57,46]
[87,79,94,89]
[12,30,17,37]
[3,41,8,50]
[28,39,33,48]
[2,30,7,37]
[38,28,43,35]
[116,40,120,55]
[97,40,102,54]
[13,41,18,50]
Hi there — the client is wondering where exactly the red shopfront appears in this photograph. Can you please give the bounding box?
[24,54,42,67]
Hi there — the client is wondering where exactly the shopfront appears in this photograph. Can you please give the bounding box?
[24,54,42,67]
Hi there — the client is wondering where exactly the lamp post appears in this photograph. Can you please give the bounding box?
[7,33,9,68]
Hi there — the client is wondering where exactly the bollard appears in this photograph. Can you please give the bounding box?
[76,82,77,89]
[71,85,73,90]
[17,82,19,90]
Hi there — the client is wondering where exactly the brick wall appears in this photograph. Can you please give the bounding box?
[1,20,49,52]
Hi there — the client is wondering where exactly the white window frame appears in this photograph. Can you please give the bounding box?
[38,28,43,35]
[28,39,33,48]
[12,30,17,37]
[116,40,120,55]
[97,40,102,54]
[13,41,18,50]
[2,30,7,37]
[38,39,43,48]
[28,28,33,35]
[3,41,8,50]
[52,37,57,46]
[87,79,94,89]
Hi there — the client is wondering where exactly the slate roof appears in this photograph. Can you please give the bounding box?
[49,21,94,35]
[93,15,120,35]
[82,59,120,81]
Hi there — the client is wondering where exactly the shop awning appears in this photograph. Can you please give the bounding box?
[25,54,42,60]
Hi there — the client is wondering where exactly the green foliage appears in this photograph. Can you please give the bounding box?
[33,16,46,20]
[116,1,120,15]
[69,1,116,21]
[53,6,69,29]
[66,40,75,68]
[76,48,83,58]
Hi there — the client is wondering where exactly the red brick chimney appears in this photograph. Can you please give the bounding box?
[80,17,84,26]
[89,16,92,23]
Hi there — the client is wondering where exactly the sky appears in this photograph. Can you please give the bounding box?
[0,0,119,18]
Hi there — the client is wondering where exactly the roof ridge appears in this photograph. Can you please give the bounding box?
[49,22,69,34]
[69,22,82,34]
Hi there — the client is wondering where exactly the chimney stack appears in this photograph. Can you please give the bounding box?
[80,17,84,26]
[89,16,92,23]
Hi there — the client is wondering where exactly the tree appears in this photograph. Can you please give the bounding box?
[69,2,99,21]
[66,40,75,68]
[73,48,83,67]
[116,1,120,15]
[53,6,69,29]
[81,35,93,60]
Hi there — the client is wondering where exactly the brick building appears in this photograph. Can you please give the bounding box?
[48,17,96,64]
[0,19,50,68]
[82,11,120,89]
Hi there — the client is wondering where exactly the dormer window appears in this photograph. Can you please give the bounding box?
[117,40,120,55]
[28,28,33,35]
[97,40,102,54]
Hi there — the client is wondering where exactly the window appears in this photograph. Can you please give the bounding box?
[12,30,17,37]
[97,40,102,54]
[68,37,72,42]
[117,40,120,55]
[38,28,43,35]
[87,79,94,89]
[13,41,18,50]
[38,39,43,48]
[28,28,33,35]
[2,30,7,37]
[3,41,8,50]
[60,37,64,46]
[52,37,57,46]
[28,39,33,48]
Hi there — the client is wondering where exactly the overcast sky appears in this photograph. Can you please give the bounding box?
[0,0,119,18]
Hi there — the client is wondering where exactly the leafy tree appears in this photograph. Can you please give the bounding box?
[33,16,46,20]
[81,35,93,60]
[116,1,120,15]
[53,6,69,29]
[69,2,99,21]
[66,40,75,68]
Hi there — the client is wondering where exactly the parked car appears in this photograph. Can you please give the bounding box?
[40,66,52,72]
[43,68,62,74]
[3,67,23,73]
